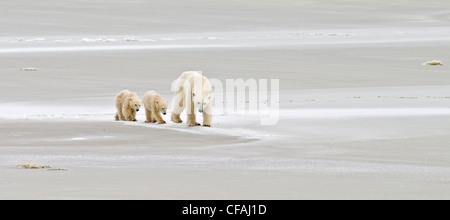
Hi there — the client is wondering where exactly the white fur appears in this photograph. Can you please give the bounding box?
[171,71,213,127]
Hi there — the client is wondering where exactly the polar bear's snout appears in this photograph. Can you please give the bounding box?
[198,109,203,113]
[161,107,167,115]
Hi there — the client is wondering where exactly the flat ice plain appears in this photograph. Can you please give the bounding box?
[1,0,450,199]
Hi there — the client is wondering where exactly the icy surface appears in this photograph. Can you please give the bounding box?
[1,0,450,199]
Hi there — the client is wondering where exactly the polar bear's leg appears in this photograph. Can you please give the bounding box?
[187,100,200,126]
[118,107,126,121]
[171,100,184,123]
[126,111,133,121]
[187,113,200,126]
[151,113,157,123]
[153,110,166,124]
[122,110,130,121]
[202,113,212,127]
[130,110,137,121]
[171,92,185,123]
[145,109,153,123]
[171,113,183,123]
[116,104,124,120]
[122,106,133,121]
[201,104,213,127]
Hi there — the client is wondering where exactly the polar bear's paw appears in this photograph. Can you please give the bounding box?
[188,122,201,127]
[171,113,183,123]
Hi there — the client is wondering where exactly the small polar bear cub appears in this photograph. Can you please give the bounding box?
[143,90,169,124]
[171,71,213,127]
[115,90,142,121]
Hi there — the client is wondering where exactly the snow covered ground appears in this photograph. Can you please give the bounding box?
[1,0,450,199]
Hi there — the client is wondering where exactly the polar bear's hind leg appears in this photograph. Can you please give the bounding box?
[187,100,200,126]
[171,113,183,123]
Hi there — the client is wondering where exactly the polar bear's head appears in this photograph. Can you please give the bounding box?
[155,98,169,115]
[192,92,212,113]
[129,97,142,112]
[190,73,212,113]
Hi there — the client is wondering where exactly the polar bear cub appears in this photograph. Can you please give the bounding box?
[143,90,169,124]
[115,90,141,121]
[171,71,213,127]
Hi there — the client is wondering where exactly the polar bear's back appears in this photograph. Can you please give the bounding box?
[143,90,157,108]
[173,71,211,94]
[116,90,131,106]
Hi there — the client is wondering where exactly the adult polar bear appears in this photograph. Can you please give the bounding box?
[171,71,213,127]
